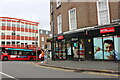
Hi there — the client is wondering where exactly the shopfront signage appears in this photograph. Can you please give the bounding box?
[71,38,78,41]
[100,27,115,33]
[112,19,120,22]
[57,35,64,40]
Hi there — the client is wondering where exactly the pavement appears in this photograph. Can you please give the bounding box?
[35,59,120,74]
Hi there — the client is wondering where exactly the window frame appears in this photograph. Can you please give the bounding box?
[68,8,77,31]
[57,14,62,34]
[42,37,44,41]
[56,0,61,8]
[96,0,110,25]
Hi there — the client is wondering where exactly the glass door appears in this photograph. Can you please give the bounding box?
[72,41,79,59]
[79,39,85,59]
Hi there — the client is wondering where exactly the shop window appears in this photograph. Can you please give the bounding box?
[79,39,85,59]
[94,36,116,60]
[114,35,120,60]
[67,40,72,56]
[54,42,59,59]
[56,40,66,60]
[61,40,66,60]
[94,37,104,59]
[58,42,62,59]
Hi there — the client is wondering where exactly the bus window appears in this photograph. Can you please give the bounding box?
[7,50,12,55]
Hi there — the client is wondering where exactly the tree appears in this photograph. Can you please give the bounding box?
[46,38,53,43]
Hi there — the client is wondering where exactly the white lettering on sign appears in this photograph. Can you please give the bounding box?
[100,27,115,33]
[10,55,17,58]
[71,38,78,41]
[58,36,64,40]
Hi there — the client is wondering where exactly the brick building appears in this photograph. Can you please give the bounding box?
[38,29,51,50]
[0,17,39,49]
[50,0,120,61]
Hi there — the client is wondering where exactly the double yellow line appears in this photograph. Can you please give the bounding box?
[82,72,119,77]
[33,63,119,77]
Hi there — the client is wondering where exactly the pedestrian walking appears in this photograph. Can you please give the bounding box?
[39,49,44,63]
[44,48,48,63]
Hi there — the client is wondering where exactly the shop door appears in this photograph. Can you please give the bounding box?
[66,40,73,60]
[71,41,79,59]
[79,39,85,60]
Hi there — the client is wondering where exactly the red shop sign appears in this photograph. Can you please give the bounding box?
[100,27,115,33]
[57,35,64,40]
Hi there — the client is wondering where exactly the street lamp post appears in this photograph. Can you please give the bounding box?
[51,1,55,61]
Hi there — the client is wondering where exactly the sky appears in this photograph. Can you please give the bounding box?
[0,0,50,30]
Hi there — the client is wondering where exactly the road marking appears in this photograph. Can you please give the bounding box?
[0,72,17,79]
[82,72,119,77]
[32,63,119,77]
[34,64,74,72]
[1,61,32,64]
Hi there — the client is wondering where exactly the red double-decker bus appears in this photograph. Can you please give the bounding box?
[0,46,41,61]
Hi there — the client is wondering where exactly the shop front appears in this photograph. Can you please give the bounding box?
[52,24,120,61]
[53,32,86,61]
[53,36,67,60]
[90,26,120,61]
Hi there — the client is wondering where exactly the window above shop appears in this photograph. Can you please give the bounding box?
[57,14,62,34]
[56,0,61,8]
[68,8,77,31]
[97,0,110,25]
